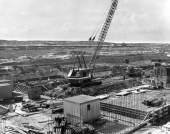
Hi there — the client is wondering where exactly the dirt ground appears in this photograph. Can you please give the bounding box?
[1,85,170,134]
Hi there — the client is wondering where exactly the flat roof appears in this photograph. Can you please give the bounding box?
[64,95,99,104]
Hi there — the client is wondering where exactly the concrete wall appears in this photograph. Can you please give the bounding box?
[0,83,12,99]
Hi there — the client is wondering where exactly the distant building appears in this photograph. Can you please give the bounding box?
[64,95,100,124]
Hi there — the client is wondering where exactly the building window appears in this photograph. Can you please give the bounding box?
[87,104,90,111]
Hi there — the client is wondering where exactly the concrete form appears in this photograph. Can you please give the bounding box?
[64,94,100,123]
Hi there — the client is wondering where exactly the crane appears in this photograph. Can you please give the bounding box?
[68,0,119,87]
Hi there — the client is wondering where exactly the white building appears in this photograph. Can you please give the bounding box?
[64,95,100,123]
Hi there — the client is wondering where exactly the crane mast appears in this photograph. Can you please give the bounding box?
[88,0,119,70]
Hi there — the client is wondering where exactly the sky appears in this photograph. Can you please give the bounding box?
[0,0,170,43]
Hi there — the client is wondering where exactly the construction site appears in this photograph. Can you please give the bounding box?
[0,0,170,134]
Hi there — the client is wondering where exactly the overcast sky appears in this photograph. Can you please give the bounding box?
[0,0,169,43]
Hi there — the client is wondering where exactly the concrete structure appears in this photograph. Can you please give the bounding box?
[153,62,170,89]
[0,83,13,99]
[64,95,100,123]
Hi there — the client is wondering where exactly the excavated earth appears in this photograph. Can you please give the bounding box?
[43,78,142,98]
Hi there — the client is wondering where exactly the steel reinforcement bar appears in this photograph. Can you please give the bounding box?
[100,102,147,120]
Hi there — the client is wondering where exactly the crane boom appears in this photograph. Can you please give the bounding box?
[88,0,119,70]
[68,0,120,87]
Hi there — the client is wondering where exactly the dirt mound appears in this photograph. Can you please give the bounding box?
[43,79,142,98]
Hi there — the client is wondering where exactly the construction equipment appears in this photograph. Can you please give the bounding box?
[124,58,143,77]
[68,0,119,87]
[127,66,142,77]
[142,98,164,107]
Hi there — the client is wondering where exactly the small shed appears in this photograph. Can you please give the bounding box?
[64,95,100,123]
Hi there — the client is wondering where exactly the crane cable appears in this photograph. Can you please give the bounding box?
[89,0,113,41]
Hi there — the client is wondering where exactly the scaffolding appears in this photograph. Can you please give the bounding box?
[90,91,168,134]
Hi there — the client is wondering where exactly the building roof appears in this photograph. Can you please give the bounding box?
[64,95,99,104]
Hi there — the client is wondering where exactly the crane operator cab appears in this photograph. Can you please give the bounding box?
[68,67,102,88]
